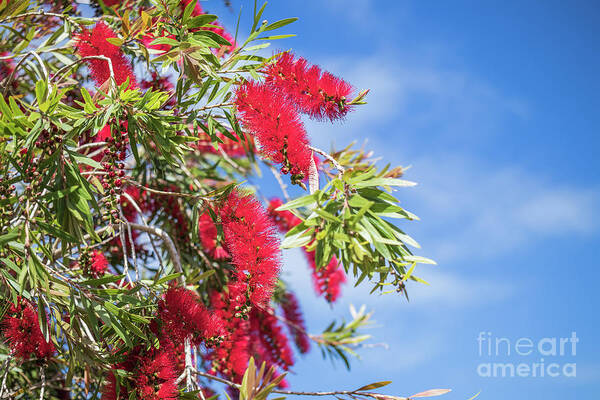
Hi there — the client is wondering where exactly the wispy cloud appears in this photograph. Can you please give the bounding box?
[404,155,599,261]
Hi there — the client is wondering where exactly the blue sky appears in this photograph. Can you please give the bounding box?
[206,1,600,398]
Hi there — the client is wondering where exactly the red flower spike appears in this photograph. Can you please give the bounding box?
[1,298,56,361]
[102,345,179,400]
[264,51,354,121]
[208,283,297,388]
[249,308,294,370]
[219,190,282,306]
[208,283,252,381]
[235,81,312,182]
[158,286,224,346]
[281,292,310,354]
[135,349,179,400]
[90,250,109,276]
[75,22,137,89]
[305,251,346,303]
[198,212,230,260]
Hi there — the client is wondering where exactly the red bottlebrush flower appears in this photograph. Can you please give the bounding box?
[1,298,55,360]
[198,212,230,260]
[90,250,109,276]
[267,198,302,232]
[102,345,179,400]
[141,72,176,108]
[209,283,252,381]
[249,307,294,371]
[75,22,137,89]
[219,190,282,306]
[97,124,113,142]
[101,371,122,400]
[157,286,224,346]
[306,251,346,303]
[264,51,354,121]
[135,349,179,400]
[209,283,296,388]
[280,292,310,353]
[101,0,120,6]
[235,81,312,182]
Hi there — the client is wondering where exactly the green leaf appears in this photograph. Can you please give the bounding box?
[182,0,198,22]
[153,272,183,286]
[0,230,20,246]
[354,178,417,189]
[403,255,437,265]
[251,1,268,33]
[281,231,313,249]
[188,14,218,29]
[264,18,298,31]
[257,34,296,40]
[106,37,123,46]
[276,194,317,211]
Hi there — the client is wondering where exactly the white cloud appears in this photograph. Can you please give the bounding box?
[321,0,378,24]
[281,245,514,316]
[404,155,599,261]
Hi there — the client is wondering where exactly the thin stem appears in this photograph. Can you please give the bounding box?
[125,178,205,199]
[121,192,166,273]
[3,52,39,96]
[127,222,183,283]
[219,147,247,174]
[198,102,234,112]
[0,357,10,399]
[118,222,132,287]
[76,141,107,152]
[191,369,395,399]
[39,367,45,400]
[0,10,77,25]
[309,146,345,179]
[52,56,113,87]
[185,339,193,391]
[121,206,139,281]
[268,164,290,201]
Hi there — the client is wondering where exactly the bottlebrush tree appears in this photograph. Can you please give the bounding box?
[0,1,446,399]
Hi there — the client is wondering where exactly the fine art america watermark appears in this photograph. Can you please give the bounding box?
[476,332,578,378]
